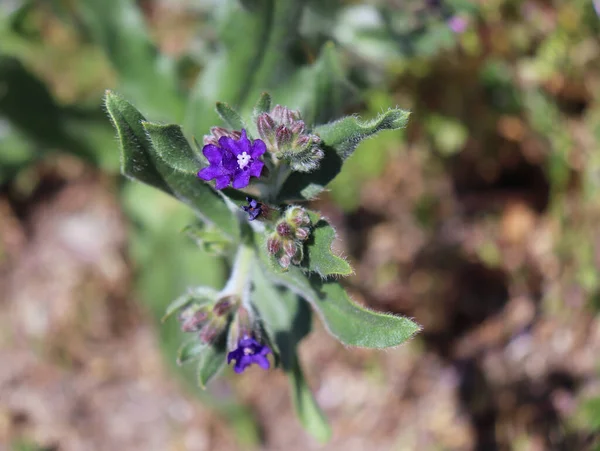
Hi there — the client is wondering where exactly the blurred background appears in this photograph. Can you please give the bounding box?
[1,0,600,450]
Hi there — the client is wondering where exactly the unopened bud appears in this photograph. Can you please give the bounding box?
[276,221,292,237]
[275,125,293,149]
[271,105,300,125]
[290,120,305,135]
[267,235,281,254]
[203,135,219,146]
[213,296,237,316]
[180,308,209,333]
[199,319,225,343]
[210,126,230,139]
[295,227,309,241]
[279,254,291,269]
[283,240,296,258]
[257,113,276,145]
[292,246,303,265]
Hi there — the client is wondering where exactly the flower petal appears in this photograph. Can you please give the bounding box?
[214,175,231,190]
[198,166,222,181]
[248,160,264,178]
[232,171,251,189]
[250,139,266,158]
[221,149,238,173]
[255,355,270,370]
[202,144,222,164]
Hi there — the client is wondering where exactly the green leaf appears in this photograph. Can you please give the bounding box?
[105,90,171,192]
[250,262,331,442]
[278,108,410,201]
[105,91,239,239]
[162,294,193,322]
[303,211,352,277]
[162,287,217,322]
[288,358,331,443]
[216,101,247,131]
[178,340,206,365]
[76,0,183,121]
[197,335,227,389]
[258,249,420,348]
[253,91,272,117]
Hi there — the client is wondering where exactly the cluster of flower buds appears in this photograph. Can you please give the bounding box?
[177,294,237,344]
[266,206,311,269]
[256,105,324,173]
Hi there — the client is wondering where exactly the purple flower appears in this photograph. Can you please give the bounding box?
[447,15,468,33]
[242,196,262,221]
[227,336,271,374]
[198,129,266,190]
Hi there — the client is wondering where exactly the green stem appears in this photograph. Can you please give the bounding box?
[222,245,255,300]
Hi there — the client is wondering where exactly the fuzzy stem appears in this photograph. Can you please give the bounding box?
[221,245,254,302]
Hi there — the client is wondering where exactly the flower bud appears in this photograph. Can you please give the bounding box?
[271,105,299,125]
[291,246,303,265]
[283,240,296,258]
[275,125,294,149]
[286,206,311,227]
[267,234,281,254]
[276,221,292,237]
[213,295,238,316]
[210,126,230,139]
[290,120,305,135]
[179,306,209,333]
[295,226,309,241]
[257,113,276,146]
[199,317,226,344]
[279,254,291,269]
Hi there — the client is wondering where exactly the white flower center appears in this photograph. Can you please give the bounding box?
[237,152,252,170]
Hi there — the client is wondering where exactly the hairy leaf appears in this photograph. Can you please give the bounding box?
[258,249,420,348]
[303,211,352,277]
[178,340,206,365]
[197,335,227,389]
[216,101,247,131]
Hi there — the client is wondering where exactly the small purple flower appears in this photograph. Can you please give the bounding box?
[227,336,271,374]
[198,129,266,190]
[447,15,468,34]
[242,196,262,221]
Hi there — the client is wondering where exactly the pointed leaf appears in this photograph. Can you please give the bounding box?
[289,357,331,443]
[216,102,246,131]
[253,92,272,117]
[105,90,171,192]
[257,248,420,348]
[250,262,331,442]
[278,108,410,201]
[162,287,217,322]
[197,334,227,389]
[178,340,206,365]
[162,294,193,322]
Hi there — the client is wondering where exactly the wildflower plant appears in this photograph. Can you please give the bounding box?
[102,0,420,442]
